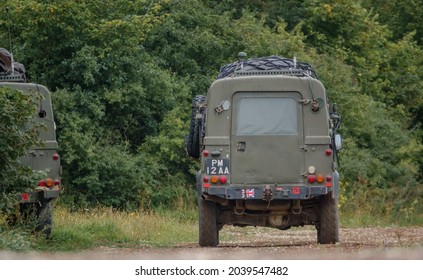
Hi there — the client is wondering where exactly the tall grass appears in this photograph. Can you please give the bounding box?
[0,206,198,252]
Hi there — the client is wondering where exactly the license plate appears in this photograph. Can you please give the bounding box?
[204,159,230,175]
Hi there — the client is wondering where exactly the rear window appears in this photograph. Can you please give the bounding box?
[236,97,298,135]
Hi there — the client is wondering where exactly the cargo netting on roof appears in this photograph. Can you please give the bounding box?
[217,55,318,79]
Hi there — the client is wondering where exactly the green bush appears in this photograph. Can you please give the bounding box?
[0,87,39,214]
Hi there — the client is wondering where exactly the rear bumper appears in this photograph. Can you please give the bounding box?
[19,188,60,203]
[204,184,331,200]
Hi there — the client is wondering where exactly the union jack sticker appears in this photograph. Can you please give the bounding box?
[242,188,255,199]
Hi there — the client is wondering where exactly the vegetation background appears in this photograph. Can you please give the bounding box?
[1,0,422,240]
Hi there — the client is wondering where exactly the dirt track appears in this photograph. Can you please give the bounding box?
[1,226,422,260]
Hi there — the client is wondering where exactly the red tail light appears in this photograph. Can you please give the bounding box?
[22,193,29,201]
[54,179,61,186]
[219,175,227,184]
[53,153,60,160]
[202,150,209,157]
[203,176,209,183]
[38,180,46,186]
[326,175,333,187]
[308,175,316,183]
[325,149,332,156]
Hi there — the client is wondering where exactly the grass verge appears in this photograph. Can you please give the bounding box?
[1,206,198,252]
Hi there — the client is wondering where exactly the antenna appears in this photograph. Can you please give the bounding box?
[5,6,14,73]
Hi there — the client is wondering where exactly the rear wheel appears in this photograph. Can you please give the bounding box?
[317,193,339,244]
[36,202,52,239]
[20,201,52,239]
[198,197,219,247]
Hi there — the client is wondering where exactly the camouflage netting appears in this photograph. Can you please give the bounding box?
[217,55,318,79]
[0,48,27,82]
[0,48,12,73]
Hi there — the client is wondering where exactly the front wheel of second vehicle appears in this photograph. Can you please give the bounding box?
[198,198,219,247]
[36,201,52,239]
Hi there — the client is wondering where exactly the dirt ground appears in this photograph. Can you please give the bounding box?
[1,226,422,260]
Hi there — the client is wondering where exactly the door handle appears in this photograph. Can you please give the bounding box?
[236,141,246,152]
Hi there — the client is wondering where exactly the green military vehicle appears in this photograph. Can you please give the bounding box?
[0,48,61,237]
[186,55,342,246]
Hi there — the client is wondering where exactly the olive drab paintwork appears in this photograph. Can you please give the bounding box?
[1,47,61,237]
[191,56,341,246]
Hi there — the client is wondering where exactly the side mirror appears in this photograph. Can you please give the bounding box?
[335,134,342,151]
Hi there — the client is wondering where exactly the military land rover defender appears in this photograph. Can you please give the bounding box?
[0,48,61,237]
[186,55,342,246]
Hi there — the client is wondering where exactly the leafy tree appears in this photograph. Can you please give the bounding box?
[362,0,423,46]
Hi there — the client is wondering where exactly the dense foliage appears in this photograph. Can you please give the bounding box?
[0,87,39,213]
[1,0,421,221]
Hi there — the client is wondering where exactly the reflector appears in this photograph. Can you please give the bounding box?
[292,187,300,195]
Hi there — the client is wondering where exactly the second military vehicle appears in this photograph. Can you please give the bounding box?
[0,48,61,238]
[186,54,342,246]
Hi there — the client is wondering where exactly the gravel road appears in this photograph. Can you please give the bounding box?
[1,226,422,260]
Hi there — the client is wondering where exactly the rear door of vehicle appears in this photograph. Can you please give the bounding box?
[231,92,304,184]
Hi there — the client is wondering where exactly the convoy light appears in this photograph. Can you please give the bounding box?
[308,166,316,174]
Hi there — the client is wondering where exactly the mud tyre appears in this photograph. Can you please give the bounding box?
[20,201,52,239]
[186,95,205,159]
[36,201,52,239]
[317,193,339,244]
[198,198,219,247]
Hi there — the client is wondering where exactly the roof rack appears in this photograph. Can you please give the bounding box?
[218,55,318,80]
[234,68,310,77]
[0,72,26,82]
